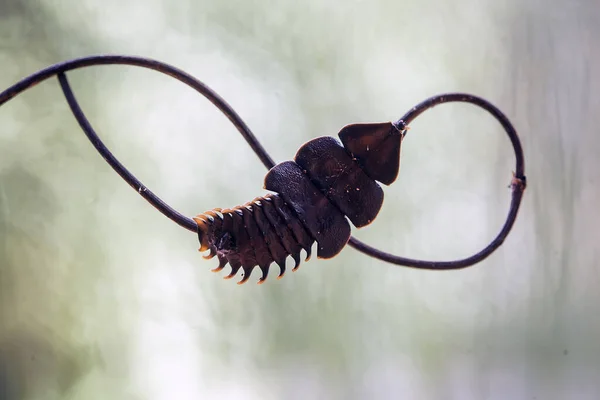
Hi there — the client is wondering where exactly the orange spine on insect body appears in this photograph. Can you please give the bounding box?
[194,122,405,284]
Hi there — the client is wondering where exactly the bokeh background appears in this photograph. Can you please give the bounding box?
[1,0,598,399]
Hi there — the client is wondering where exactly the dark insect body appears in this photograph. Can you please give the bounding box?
[194,122,404,284]
[0,55,527,287]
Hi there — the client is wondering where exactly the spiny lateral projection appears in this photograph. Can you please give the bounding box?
[194,122,404,284]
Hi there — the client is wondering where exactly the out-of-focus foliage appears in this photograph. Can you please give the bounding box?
[0,0,598,399]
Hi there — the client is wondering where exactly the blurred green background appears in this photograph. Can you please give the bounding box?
[1,0,598,399]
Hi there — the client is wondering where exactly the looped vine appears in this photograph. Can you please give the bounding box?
[0,55,526,271]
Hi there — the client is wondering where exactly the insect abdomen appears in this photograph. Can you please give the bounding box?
[194,193,315,284]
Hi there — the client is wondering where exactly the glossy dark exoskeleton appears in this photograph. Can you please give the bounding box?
[195,122,403,284]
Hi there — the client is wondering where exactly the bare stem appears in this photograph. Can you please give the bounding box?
[0,55,526,270]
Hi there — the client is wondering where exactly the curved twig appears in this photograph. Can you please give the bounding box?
[0,55,275,232]
[0,55,526,271]
[57,72,196,232]
[349,94,527,269]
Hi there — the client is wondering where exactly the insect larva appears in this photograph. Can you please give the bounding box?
[194,122,403,284]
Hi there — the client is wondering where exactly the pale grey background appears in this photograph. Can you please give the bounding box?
[1,0,598,399]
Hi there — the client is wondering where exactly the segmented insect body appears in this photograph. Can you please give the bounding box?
[194,121,404,284]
